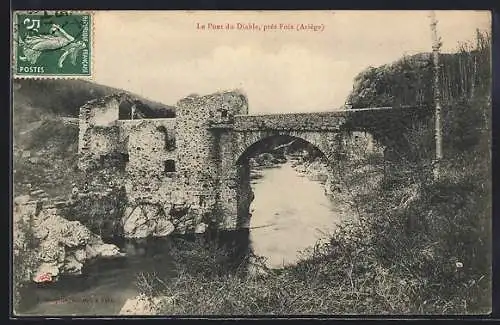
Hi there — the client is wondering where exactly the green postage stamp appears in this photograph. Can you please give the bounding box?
[12,11,92,78]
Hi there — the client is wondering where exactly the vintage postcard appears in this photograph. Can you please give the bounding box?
[11,10,492,317]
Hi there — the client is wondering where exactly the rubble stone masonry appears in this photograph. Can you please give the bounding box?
[77,91,425,237]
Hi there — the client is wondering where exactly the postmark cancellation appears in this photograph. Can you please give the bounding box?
[12,11,93,78]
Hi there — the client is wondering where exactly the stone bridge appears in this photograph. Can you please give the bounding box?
[78,91,431,237]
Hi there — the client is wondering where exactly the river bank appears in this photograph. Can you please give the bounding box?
[15,146,490,316]
[16,236,185,316]
[16,158,349,316]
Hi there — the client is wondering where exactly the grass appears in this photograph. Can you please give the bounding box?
[135,158,491,315]
[133,134,491,315]
[135,32,491,315]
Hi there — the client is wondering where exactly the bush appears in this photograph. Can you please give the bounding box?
[61,185,127,239]
[135,31,491,315]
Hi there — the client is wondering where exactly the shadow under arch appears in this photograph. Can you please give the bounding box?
[235,134,330,166]
[233,134,332,229]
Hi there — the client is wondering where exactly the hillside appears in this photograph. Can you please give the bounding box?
[13,79,176,198]
[347,45,490,110]
[347,43,490,158]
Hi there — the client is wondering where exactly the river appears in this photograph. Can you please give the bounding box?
[249,161,345,268]
[17,160,346,316]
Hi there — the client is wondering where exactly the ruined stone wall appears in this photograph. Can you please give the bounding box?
[174,94,218,230]
[339,131,382,160]
[205,91,250,229]
[327,131,386,197]
[119,119,177,205]
[174,91,248,231]
[86,126,122,157]
[78,94,127,170]
[75,90,399,236]
[235,163,252,228]
[217,130,240,228]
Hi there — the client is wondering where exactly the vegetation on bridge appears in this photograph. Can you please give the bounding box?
[137,31,491,315]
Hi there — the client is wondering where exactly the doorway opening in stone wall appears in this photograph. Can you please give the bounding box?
[234,135,351,270]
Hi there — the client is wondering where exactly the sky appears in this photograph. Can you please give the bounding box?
[93,11,491,114]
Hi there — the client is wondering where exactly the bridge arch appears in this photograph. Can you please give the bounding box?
[234,130,339,166]
[230,132,339,229]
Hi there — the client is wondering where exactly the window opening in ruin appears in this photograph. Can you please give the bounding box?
[221,108,228,118]
[165,160,176,174]
[119,101,135,120]
[157,126,176,151]
[166,137,176,151]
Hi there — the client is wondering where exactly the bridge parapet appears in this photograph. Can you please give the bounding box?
[339,106,432,131]
[206,120,235,130]
[233,111,347,132]
[232,106,431,132]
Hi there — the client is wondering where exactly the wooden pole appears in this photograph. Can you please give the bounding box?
[430,11,443,180]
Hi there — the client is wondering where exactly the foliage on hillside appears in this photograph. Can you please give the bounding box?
[347,30,490,110]
[138,31,491,315]
[13,79,175,198]
[13,79,175,125]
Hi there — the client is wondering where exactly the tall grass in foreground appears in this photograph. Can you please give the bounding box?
[136,168,490,315]
[135,137,491,314]
[136,32,491,315]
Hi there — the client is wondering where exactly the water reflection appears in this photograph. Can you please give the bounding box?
[249,161,342,269]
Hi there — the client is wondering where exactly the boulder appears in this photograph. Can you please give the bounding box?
[15,201,124,284]
[60,221,92,248]
[73,248,87,263]
[154,219,175,237]
[63,254,84,275]
[85,244,99,260]
[129,223,151,238]
[123,206,147,237]
[38,239,65,263]
[33,225,49,240]
[95,243,124,258]
[37,209,58,223]
[33,262,60,282]
[123,204,177,238]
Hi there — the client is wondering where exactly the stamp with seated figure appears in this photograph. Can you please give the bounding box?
[12,11,92,78]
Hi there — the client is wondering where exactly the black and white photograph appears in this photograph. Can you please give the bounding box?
[11,10,492,316]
